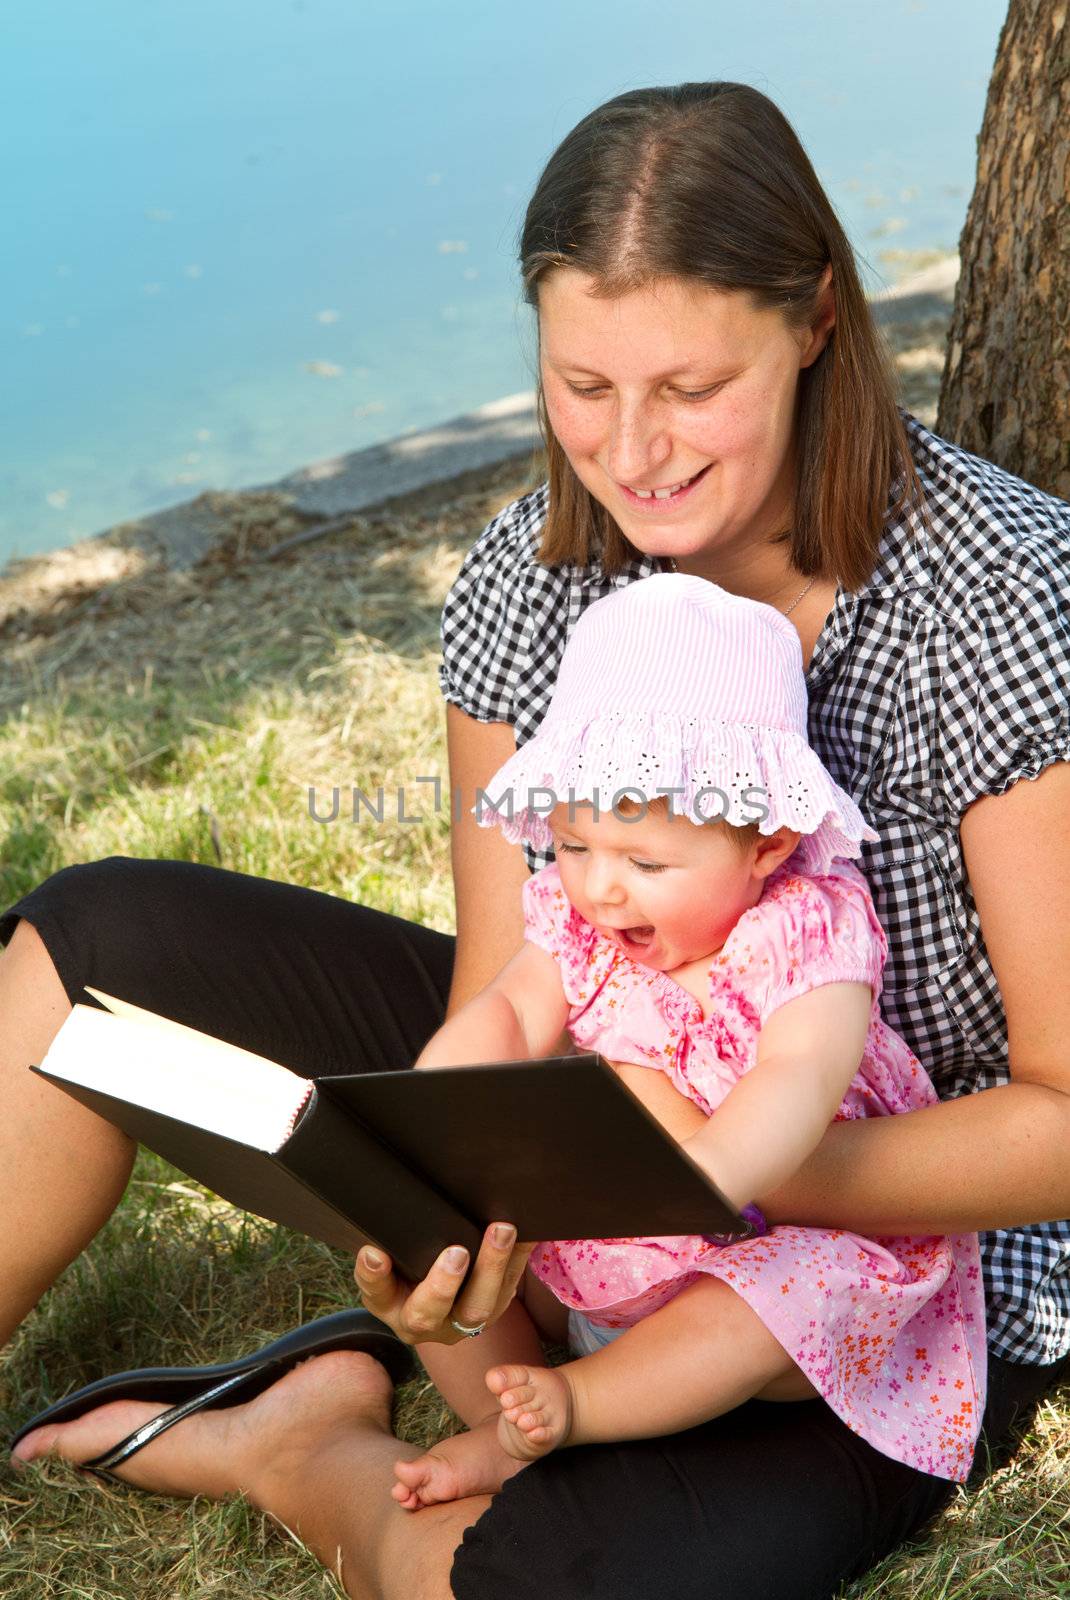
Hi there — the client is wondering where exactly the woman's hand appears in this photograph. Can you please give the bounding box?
[354,1223,536,1346]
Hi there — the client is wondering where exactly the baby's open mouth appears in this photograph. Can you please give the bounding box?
[617,925,655,948]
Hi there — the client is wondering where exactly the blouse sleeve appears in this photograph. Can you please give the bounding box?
[521,862,573,959]
[438,486,548,725]
[940,537,1070,816]
[753,864,889,1027]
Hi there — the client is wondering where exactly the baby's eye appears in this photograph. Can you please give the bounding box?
[554,841,587,856]
[630,859,666,874]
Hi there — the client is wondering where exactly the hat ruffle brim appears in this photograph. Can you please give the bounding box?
[476,713,878,877]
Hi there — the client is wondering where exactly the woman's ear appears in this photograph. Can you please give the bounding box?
[799,265,836,370]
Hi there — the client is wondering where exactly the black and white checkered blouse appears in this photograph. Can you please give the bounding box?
[439,413,1070,1366]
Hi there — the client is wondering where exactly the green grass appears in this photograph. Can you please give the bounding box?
[0,461,1066,1597]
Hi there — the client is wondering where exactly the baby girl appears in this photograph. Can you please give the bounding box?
[395,574,986,1509]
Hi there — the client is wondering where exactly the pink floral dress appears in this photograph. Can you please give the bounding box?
[524,858,988,1482]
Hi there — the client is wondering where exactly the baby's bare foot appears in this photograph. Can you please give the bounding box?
[392,1415,524,1511]
[485,1362,575,1462]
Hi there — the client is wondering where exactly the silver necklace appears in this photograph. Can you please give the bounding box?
[665,558,815,616]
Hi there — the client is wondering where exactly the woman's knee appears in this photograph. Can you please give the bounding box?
[2,912,51,967]
[1,855,198,1011]
[2,855,144,949]
[0,915,70,1035]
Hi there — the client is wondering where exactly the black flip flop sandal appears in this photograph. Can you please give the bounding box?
[10,1308,414,1483]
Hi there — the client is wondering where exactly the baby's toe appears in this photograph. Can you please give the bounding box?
[486,1363,534,1398]
[503,1392,546,1422]
[499,1383,536,1410]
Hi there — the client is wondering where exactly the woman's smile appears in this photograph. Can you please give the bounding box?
[616,462,713,512]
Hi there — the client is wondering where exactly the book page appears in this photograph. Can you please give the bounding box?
[40,1003,312,1152]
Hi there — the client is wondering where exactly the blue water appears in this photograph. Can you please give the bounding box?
[4,0,1005,563]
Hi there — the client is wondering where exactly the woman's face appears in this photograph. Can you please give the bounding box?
[538,268,833,570]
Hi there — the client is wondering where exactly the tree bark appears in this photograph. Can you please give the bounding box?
[936,0,1070,496]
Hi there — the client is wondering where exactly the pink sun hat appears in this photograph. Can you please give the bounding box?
[477,573,878,876]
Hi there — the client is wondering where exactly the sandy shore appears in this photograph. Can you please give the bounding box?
[1,256,956,638]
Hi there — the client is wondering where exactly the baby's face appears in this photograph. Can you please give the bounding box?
[548,801,768,973]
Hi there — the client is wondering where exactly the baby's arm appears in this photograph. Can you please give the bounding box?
[414,941,571,1070]
[683,982,872,1209]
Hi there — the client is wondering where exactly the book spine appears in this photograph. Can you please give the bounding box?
[282,1088,484,1284]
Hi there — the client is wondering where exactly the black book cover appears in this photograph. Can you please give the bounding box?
[34,1053,749,1284]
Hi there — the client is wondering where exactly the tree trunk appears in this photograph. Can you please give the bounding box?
[936,0,1070,497]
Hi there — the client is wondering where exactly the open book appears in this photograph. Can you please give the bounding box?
[34,990,754,1285]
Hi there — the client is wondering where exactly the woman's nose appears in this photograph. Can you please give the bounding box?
[605,397,672,485]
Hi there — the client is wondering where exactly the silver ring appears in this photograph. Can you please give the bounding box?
[450,1317,487,1338]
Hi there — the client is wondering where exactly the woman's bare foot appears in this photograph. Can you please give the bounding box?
[392,1415,524,1510]
[10,1350,396,1505]
[485,1362,576,1462]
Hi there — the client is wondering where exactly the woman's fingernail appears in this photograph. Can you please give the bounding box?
[493,1224,516,1249]
[362,1248,385,1271]
[445,1246,469,1272]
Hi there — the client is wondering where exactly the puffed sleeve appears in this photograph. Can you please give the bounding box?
[752,864,889,1027]
[438,485,548,724]
[940,537,1070,815]
[521,862,573,958]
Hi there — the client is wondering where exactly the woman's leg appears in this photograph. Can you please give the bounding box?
[14,1348,488,1600]
[448,1351,1069,1600]
[18,1343,1065,1600]
[0,919,135,1343]
[0,853,455,1348]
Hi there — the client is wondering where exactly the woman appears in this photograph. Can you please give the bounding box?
[3,83,1069,1600]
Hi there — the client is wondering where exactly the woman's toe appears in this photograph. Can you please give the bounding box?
[11,1423,58,1464]
[12,1400,162,1470]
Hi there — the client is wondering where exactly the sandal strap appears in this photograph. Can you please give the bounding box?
[82,1362,270,1478]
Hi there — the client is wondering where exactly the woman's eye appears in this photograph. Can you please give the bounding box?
[564,382,721,402]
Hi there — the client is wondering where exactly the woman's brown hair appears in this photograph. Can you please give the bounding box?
[520,83,921,591]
